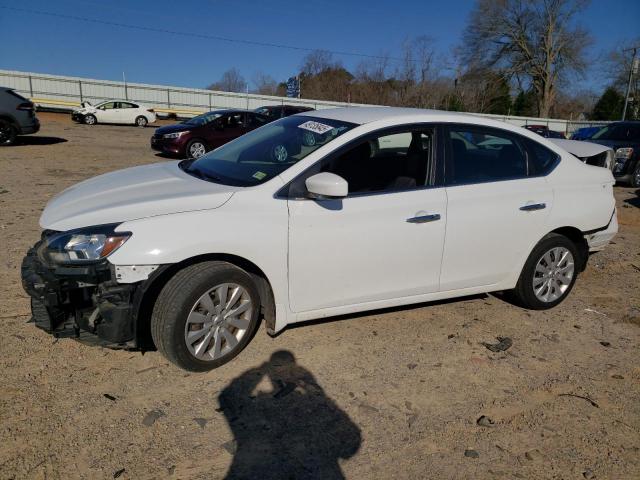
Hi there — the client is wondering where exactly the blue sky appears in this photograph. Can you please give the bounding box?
[0,0,638,91]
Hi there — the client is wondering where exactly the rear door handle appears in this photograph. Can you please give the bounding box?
[519,203,546,211]
[407,213,441,223]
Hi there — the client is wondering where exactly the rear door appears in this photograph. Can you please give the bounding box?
[118,102,139,124]
[439,124,555,291]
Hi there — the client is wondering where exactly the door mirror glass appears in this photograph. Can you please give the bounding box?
[305,172,348,199]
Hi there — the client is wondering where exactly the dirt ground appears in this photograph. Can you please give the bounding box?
[0,112,639,480]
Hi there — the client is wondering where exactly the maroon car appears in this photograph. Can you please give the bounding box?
[151,109,271,159]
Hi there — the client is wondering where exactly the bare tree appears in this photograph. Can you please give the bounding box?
[300,50,337,76]
[461,0,591,117]
[252,72,279,96]
[208,68,247,93]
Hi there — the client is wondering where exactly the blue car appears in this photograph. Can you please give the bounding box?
[571,126,602,141]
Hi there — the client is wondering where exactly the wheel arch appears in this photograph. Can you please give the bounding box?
[547,226,589,271]
[0,114,19,128]
[133,253,276,349]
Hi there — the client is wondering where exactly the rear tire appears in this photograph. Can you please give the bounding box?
[0,119,17,146]
[510,233,579,310]
[135,115,148,127]
[151,262,261,372]
[84,114,97,125]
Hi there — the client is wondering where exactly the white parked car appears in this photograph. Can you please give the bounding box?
[22,108,618,371]
[71,100,156,127]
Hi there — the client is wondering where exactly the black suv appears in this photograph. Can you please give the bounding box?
[254,104,314,120]
[0,87,40,145]
[588,122,640,187]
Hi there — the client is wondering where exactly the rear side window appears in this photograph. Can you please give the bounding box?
[446,127,528,185]
[524,138,560,176]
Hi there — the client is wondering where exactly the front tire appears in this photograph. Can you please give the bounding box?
[186,139,207,159]
[0,119,17,146]
[84,114,97,125]
[631,163,640,188]
[151,262,261,372]
[135,115,148,127]
[510,233,579,310]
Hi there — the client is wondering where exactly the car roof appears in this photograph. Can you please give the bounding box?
[301,107,487,125]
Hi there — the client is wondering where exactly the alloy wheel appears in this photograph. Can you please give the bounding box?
[184,283,253,361]
[0,124,12,143]
[189,142,206,159]
[532,247,575,302]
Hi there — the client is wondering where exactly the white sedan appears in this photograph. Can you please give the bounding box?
[23,107,617,371]
[71,100,156,127]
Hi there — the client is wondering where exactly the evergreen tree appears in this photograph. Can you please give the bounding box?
[591,87,624,120]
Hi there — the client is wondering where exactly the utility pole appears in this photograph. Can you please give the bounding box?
[622,46,639,121]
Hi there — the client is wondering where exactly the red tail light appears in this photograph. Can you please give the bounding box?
[17,102,35,111]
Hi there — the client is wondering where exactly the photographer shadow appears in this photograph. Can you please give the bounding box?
[219,350,361,480]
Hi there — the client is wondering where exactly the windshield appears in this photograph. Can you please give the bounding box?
[185,115,356,186]
[184,112,223,126]
[592,124,640,141]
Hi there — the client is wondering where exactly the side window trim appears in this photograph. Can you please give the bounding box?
[276,122,442,199]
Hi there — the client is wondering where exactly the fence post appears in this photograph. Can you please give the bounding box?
[79,80,83,102]
[209,93,212,109]
[28,74,33,98]
[167,89,171,109]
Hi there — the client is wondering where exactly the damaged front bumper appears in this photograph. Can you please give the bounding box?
[21,239,142,346]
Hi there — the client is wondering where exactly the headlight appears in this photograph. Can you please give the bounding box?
[43,224,131,264]
[615,147,633,160]
[163,131,189,139]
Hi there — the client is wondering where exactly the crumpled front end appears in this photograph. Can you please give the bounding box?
[21,233,141,345]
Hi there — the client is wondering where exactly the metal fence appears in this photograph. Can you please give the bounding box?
[0,69,608,134]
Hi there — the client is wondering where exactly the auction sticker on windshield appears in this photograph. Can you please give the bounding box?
[298,120,333,135]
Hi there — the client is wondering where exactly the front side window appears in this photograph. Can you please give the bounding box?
[184,115,355,186]
[285,126,434,197]
[446,127,528,184]
[99,102,116,110]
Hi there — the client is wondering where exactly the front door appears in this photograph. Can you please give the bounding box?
[287,126,447,312]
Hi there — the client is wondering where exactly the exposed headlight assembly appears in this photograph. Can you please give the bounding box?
[43,224,131,264]
[163,131,189,139]
[615,147,634,160]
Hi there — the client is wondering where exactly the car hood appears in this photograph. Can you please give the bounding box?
[40,161,237,231]
[73,105,97,114]
[548,138,611,157]
[586,139,640,150]
[154,123,195,135]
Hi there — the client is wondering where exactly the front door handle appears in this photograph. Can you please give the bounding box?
[407,213,441,224]
[519,203,546,212]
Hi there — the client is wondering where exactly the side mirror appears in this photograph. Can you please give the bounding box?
[305,172,348,199]
[213,121,224,130]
